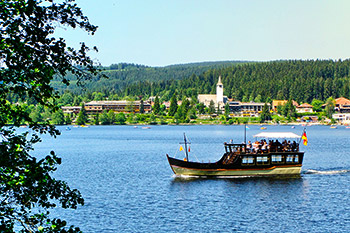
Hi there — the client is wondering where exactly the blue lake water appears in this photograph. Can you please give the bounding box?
[34,125,350,232]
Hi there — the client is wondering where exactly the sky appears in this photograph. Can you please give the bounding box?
[56,0,350,67]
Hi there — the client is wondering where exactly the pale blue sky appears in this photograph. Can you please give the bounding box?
[56,0,350,67]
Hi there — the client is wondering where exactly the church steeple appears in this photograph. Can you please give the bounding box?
[217,76,222,85]
[216,76,223,104]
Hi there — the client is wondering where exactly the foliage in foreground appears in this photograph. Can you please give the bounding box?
[0,0,101,231]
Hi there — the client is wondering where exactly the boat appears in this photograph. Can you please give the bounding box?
[330,125,337,129]
[260,126,267,130]
[167,132,305,177]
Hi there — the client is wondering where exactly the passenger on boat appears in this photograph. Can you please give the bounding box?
[246,141,252,153]
[276,140,282,152]
[261,140,268,153]
[282,140,288,151]
[287,141,291,150]
[291,141,298,152]
[252,141,259,153]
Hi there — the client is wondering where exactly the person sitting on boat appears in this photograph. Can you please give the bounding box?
[276,140,282,152]
[286,140,291,152]
[282,140,287,151]
[261,141,268,153]
[246,141,252,153]
[291,141,297,152]
[252,141,259,153]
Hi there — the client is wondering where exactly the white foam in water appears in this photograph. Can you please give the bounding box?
[304,169,350,175]
[173,174,201,179]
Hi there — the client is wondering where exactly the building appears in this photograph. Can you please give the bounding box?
[333,113,350,124]
[296,103,313,113]
[84,100,151,114]
[198,76,228,109]
[228,101,269,117]
[61,106,81,114]
[335,97,350,113]
[272,100,299,112]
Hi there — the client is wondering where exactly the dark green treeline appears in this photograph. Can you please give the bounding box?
[124,59,350,103]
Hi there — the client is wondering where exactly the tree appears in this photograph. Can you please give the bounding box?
[76,103,88,125]
[107,110,116,124]
[153,96,160,114]
[325,97,335,119]
[52,109,65,125]
[208,100,216,115]
[93,113,100,125]
[197,103,205,115]
[100,110,109,125]
[254,94,262,103]
[0,0,100,231]
[260,103,272,123]
[168,93,178,116]
[115,113,126,125]
[224,103,230,118]
[311,99,324,112]
[140,99,145,114]
[65,114,72,125]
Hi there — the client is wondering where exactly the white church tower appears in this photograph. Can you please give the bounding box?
[216,76,224,105]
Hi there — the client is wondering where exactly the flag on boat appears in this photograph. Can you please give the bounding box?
[179,146,184,151]
[302,131,308,146]
[188,146,190,152]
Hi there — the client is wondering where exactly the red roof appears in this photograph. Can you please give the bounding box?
[335,97,350,106]
[298,103,313,108]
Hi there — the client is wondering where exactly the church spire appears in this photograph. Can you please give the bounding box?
[216,76,223,104]
[217,76,222,85]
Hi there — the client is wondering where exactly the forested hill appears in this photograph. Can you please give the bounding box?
[124,59,350,103]
[51,61,248,94]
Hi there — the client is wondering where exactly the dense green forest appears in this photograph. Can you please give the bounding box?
[51,61,248,94]
[123,60,350,103]
[7,59,350,107]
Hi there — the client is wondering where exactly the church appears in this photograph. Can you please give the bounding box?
[197,76,228,109]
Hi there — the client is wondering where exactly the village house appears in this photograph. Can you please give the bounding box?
[296,103,313,113]
[334,97,350,113]
[332,113,350,124]
[272,100,299,112]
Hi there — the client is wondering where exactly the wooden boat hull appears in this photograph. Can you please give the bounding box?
[170,164,301,176]
[167,153,304,177]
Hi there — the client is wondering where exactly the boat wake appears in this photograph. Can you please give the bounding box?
[303,169,350,175]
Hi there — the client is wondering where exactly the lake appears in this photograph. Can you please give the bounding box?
[34,125,350,232]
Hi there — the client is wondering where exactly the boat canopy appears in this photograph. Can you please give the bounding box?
[253,132,301,139]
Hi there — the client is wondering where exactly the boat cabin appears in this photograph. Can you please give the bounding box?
[224,143,246,154]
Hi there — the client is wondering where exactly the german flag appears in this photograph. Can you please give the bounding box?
[302,131,308,146]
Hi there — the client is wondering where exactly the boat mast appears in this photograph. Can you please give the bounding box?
[244,124,247,145]
[298,127,306,145]
[184,133,189,161]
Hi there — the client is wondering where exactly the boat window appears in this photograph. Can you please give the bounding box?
[242,156,254,165]
[286,155,299,163]
[271,155,283,164]
[294,155,299,163]
[286,155,293,163]
[256,156,269,165]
